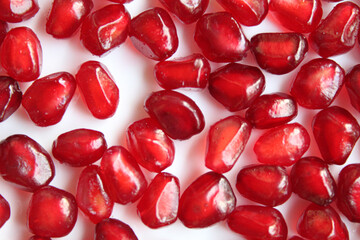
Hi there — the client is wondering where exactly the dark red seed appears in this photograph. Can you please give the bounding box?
[0,76,22,122]
[345,64,360,113]
[0,0,39,23]
[95,218,138,240]
[0,194,10,228]
[0,20,7,44]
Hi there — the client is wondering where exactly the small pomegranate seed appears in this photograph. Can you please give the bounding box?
[208,63,265,111]
[137,172,180,228]
[95,218,138,240]
[126,118,175,172]
[0,27,42,82]
[345,64,360,113]
[290,157,336,206]
[0,76,22,122]
[154,53,211,90]
[194,12,250,62]
[129,7,178,61]
[0,194,10,228]
[205,115,252,173]
[0,134,55,192]
[313,106,360,165]
[0,20,7,44]
[227,205,288,240]
[29,236,52,240]
[144,90,205,140]
[22,72,76,126]
[178,172,236,228]
[0,0,39,23]
[251,32,308,74]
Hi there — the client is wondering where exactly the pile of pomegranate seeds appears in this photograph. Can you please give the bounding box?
[2,0,360,239]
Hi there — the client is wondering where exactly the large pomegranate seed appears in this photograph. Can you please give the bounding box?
[251,32,308,74]
[290,157,336,206]
[0,20,7,44]
[0,0,39,22]
[129,8,178,61]
[0,194,10,228]
[76,61,119,119]
[345,64,360,113]
[95,218,138,240]
[22,72,76,126]
[205,115,251,173]
[0,76,22,122]
[0,134,55,192]
[227,205,288,240]
[29,236,51,240]
[313,106,360,165]
[144,90,205,140]
[208,63,265,111]
[290,58,345,109]
[0,27,42,82]
[194,12,249,62]
[178,172,236,228]
[137,172,180,228]
[46,0,93,38]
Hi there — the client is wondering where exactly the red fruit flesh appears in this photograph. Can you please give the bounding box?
[0,194,10,228]
[312,106,360,165]
[205,115,252,173]
[95,218,138,240]
[0,20,7,44]
[0,0,39,22]
[345,64,360,113]
[178,172,236,228]
[0,134,55,192]
[137,172,180,228]
[0,76,22,122]
[22,72,76,126]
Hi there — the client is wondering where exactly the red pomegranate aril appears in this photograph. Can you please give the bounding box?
[0,20,7,44]
[137,172,180,228]
[154,54,211,90]
[95,218,138,240]
[313,106,360,165]
[178,172,236,228]
[0,194,10,228]
[0,134,55,192]
[0,76,22,122]
[22,72,76,126]
[209,63,265,111]
[0,27,42,82]
[129,7,178,61]
[144,90,205,140]
[289,236,305,240]
[29,236,52,240]
[205,115,251,173]
[290,157,336,206]
[194,12,250,62]
[0,0,39,23]
[227,205,288,240]
[345,64,360,113]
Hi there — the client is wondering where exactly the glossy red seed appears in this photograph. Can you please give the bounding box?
[205,115,251,173]
[0,0,39,22]
[345,64,360,113]
[194,12,249,62]
[0,194,10,228]
[209,63,265,111]
[129,7,178,61]
[95,218,138,240]
[0,20,7,44]
[0,76,22,122]
[178,172,236,228]
[154,54,211,90]
[144,90,205,140]
[313,106,360,165]
[0,27,42,82]
[29,236,52,240]
[22,72,76,126]
[0,134,55,192]
[290,157,336,206]
[137,172,180,228]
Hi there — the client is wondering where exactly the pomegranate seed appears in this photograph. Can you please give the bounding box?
[0,20,7,44]
[76,61,119,119]
[310,2,360,58]
[126,118,175,172]
[29,236,51,240]
[290,157,336,206]
[22,72,76,126]
[227,205,288,240]
[154,53,211,90]
[178,172,236,228]
[0,134,55,192]
[0,27,42,82]
[251,32,308,74]
[129,7,178,61]
[209,63,265,111]
[313,106,360,165]
[0,194,10,228]
[144,90,205,140]
[0,0,39,23]
[290,58,345,109]
[0,76,22,122]
[81,4,130,56]
[205,115,252,173]
[46,0,93,38]
[289,236,305,240]
[95,218,138,240]
[236,165,292,207]
[137,172,180,228]
[345,64,360,113]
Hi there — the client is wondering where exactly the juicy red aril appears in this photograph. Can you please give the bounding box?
[194,12,249,63]
[0,0,39,23]
[0,194,10,228]
[137,172,180,228]
[95,218,138,240]
[251,32,308,74]
[154,53,211,90]
[0,134,55,192]
[313,106,360,165]
[0,76,22,122]
[205,115,251,173]
[144,90,205,140]
[345,64,360,113]
[29,236,52,240]
[209,63,265,111]
[129,7,178,61]
[178,172,236,228]
[22,72,76,127]
[0,20,7,44]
